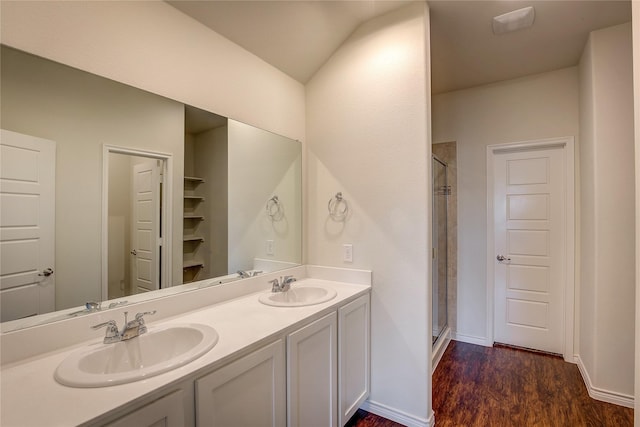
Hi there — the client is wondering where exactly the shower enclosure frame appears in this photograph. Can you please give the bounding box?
[432,154,448,347]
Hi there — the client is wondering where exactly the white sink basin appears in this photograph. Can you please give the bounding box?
[55,323,218,387]
[259,286,337,307]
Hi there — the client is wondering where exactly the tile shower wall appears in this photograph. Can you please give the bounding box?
[432,142,457,334]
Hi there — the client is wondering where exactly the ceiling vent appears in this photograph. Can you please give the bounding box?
[492,6,535,35]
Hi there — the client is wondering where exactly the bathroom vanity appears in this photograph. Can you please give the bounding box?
[0,266,370,427]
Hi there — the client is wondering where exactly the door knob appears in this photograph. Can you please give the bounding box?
[38,268,54,277]
[496,255,511,262]
[130,249,137,256]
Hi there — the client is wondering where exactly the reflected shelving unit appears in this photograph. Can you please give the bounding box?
[183,176,205,283]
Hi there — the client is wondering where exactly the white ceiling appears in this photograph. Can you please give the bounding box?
[168,0,632,94]
[429,0,632,93]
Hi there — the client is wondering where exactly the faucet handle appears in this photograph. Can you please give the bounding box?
[91,320,120,344]
[135,310,156,334]
[135,310,157,321]
[269,278,281,292]
[281,275,295,291]
[91,320,116,330]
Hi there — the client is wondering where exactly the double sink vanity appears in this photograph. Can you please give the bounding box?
[0,266,371,427]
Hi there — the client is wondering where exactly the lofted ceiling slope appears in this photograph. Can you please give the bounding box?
[167,0,632,94]
[167,0,412,83]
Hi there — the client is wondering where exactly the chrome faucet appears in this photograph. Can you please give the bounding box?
[269,275,296,293]
[92,310,157,344]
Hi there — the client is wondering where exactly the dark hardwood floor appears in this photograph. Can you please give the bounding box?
[347,340,634,427]
[433,340,634,426]
[345,409,404,427]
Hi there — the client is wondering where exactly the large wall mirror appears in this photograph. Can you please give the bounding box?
[0,45,302,331]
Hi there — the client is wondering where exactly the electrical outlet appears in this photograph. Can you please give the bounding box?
[343,243,353,263]
[266,239,275,256]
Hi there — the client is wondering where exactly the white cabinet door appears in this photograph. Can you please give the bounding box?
[287,312,338,427]
[196,339,285,427]
[105,390,185,427]
[338,295,370,426]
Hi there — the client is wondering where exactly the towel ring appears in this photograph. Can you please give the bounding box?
[266,196,284,221]
[328,192,349,221]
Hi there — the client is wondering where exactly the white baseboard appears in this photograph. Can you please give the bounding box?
[360,400,433,427]
[432,327,451,373]
[451,331,492,347]
[575,355,635,408]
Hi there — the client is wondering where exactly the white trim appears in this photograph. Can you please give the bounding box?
[632,3,640,420]
[431,327,451,373]
[451,331,492,347]
[486,136,575,362]
[360,400,433,427]
[101,145,173,301]
[575,355,635,408]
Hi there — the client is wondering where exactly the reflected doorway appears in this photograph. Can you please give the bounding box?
[103,146,172,300]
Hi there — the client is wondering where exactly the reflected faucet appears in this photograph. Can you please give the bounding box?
[108,300,129,309]
[69,300,130,317]
[238,270,264,279]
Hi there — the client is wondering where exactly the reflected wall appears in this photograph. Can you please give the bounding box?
[1,45,185,309]
[1,45,302,324]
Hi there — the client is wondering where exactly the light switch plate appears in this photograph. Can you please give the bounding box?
[343,243,353,263]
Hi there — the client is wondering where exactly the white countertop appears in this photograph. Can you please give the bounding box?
[0,277,370,427]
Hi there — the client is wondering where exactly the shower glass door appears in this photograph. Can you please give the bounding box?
[432,156,448,345]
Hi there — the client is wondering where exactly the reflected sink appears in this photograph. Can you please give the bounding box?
[55,323,218,387]
[259,286,337,307]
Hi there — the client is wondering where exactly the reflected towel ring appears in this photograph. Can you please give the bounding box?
[328,192,349,221]
[266,195,284,221]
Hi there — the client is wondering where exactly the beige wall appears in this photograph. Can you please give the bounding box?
[0,1,305,142]
[193,126,229,278]
[578,22,634,400]
[432,67,580,344]
[107,153,132,299]
[306,3,432,423]
[228,120,302,273]
[1,46,184,310]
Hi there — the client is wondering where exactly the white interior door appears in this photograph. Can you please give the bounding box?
[131,160,160,293]
[493,146,565,354]
[0,129,55,322]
